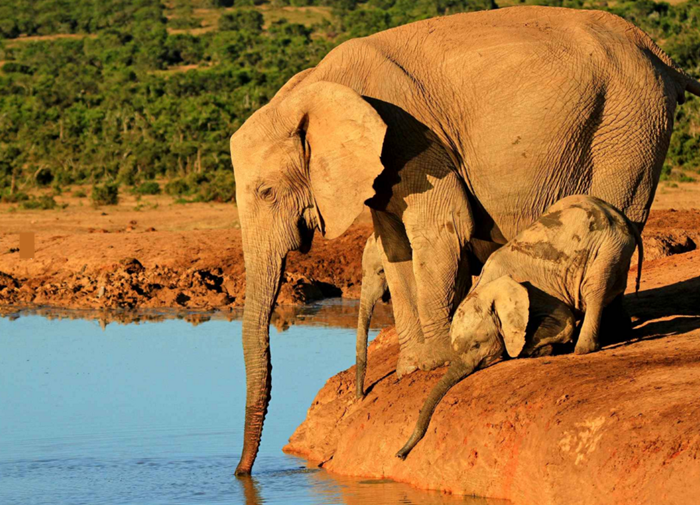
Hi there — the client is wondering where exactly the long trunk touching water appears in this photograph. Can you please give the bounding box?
[395,360,474,460]
[234,253,284,476]
[355,294,377,399]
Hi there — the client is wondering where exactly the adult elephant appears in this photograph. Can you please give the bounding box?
[230,6,700,475]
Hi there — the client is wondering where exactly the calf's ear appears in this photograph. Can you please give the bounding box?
[488,276,530,358]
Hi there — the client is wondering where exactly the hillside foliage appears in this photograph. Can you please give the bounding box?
[1,0,699,202]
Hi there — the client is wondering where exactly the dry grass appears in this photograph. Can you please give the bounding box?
[165,5,332,35]
[151,64,204,76]
[3,33,96,47]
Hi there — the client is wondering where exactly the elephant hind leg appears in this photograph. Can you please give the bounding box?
[574,296,604,355]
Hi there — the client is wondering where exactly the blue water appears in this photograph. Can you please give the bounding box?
[0,309,498,505]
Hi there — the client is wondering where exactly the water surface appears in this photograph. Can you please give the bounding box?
[0,303,503,504]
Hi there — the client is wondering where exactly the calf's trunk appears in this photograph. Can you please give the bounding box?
[395,360,474,460]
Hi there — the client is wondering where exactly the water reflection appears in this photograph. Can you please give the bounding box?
[0,298,394,331]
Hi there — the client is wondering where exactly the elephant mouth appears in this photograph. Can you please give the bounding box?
[298,216,315,254]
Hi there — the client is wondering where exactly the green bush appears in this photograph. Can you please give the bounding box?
[165,177,192,196]
[133,181,162,195]
[165,171,235,202]
[73,189,87,198]
[660,163,673,181]
[117,165,138,186]
[91,183,119,205]
[1,191,29,203]
[218,10,264,32]
[21,195,58,210]
[197,170,236,202]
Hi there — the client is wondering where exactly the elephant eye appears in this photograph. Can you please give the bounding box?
[257,185,275,202]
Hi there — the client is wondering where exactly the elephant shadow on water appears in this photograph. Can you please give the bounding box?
[606,275,700,346]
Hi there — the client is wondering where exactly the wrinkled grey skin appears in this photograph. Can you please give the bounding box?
[356,235,391,399]
[396,195,643,459]
[229,7,696,474]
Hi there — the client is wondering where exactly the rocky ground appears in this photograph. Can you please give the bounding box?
[284,248,700,504]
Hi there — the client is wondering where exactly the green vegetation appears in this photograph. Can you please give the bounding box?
[91,183,120,206]
[20,195,59,210]
[133,181,162,195]
[0,0,699,203]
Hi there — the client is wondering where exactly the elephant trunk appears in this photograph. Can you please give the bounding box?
[356,291,378,399]
[235,251,285,476]
[395,359,474,460]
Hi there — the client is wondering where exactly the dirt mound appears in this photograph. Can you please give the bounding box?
[639,209,700,261]
[0,224,372,311]
[284,249,700,504]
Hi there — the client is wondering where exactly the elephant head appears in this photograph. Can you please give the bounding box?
[396,275,529,459]
[230,80,387,475]
[356,234,390,399]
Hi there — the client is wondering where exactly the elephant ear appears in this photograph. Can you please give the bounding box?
[282,82,387,240]
[489,276,530,358]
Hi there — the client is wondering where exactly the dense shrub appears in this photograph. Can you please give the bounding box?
[91,183,119,205]
[21,195,58,210]
[218,10,264,32]
[133,181,162,195]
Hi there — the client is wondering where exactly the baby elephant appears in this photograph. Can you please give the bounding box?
[396,195,643,459]
[356,234,390,399]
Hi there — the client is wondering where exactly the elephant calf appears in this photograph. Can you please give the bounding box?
[396,195,643,459]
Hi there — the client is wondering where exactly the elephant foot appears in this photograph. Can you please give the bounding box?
[574,337,599,355]
[396,353,419,379]
[396,341,454,378]
[416,340,453,371]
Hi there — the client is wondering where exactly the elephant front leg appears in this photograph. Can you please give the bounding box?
[410,232,472,370]
[372,210,426,378]
[382,258,425,378]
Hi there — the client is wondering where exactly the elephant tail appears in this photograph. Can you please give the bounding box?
[686,77,700,98]
[629,221,644,295]
[618,209,644,295]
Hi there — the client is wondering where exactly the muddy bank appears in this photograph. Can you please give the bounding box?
[0,224,372,311]
[284,249,700,504]
[0,209,698,312]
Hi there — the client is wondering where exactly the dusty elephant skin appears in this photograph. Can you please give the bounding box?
[284,249,700,504]
[229,6,700,473]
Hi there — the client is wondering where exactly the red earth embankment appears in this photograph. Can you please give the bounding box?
[284,248,700,504]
